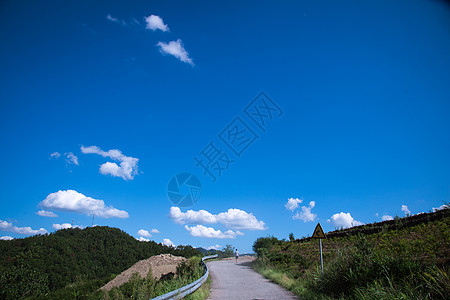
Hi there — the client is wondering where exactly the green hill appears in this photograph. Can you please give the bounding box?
[253,208,450,299]
[0,226,201,299]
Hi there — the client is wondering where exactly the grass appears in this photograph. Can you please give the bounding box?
[252,209,450,300]
[184,275,212,300]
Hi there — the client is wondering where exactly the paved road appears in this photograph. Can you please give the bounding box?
[207,258,298,300]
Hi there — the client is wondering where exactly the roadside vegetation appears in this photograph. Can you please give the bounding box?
[253,207,450,299]
[0,226,202,299]
[96,256,206,299]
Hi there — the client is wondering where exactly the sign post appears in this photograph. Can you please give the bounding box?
[312,222,326,275]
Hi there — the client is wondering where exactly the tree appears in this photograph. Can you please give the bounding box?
[223,244,235,257]
[289,232,295,242]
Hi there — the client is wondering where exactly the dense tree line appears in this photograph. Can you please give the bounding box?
[0,226,201,299]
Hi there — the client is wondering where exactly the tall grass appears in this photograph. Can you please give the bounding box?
[253,235,449,300]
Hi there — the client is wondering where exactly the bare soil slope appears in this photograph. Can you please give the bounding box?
[100,254,186,291]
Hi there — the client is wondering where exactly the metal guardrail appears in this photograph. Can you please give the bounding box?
[150,254,218,300]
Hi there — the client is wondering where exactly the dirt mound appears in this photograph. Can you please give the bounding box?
[100,254,187,291]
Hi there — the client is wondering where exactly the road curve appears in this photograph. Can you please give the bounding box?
[206,258,299,300]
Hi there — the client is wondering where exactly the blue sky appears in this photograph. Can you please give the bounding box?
[0,0,449,252]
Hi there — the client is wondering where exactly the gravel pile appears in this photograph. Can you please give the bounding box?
[100,254,187,291]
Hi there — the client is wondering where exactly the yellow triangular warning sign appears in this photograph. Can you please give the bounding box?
[312,223,326,238]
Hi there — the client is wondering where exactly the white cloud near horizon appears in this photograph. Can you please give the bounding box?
[40,190,129,219]
[81,145,139,180]
[151,228,160,234]
[328,212,363,229]
[137,237,150,242]
[401,205,411,215]
[137,229,152,238]
[36,210,58,218]
[433,204,449,211]
[0,220,47,235]
[145,15,169,32]
[1,236,13,240]
[207,244,222,250]
[169,207,266,230]
[162,238,175,247]
[285,198,302,211]
[293,201,317,222]
[382,215,394,221]
[52,223,82,230]
[184,225,243,239]
[157,39,194,66]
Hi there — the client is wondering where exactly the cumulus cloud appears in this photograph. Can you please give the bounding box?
[151,228,160,234]
[50,152,61,159]
[285,198,302,211]
[401,205,411,215]
[169,207,266,230]
[40,190,129,219]
[65,152,79,165]
[157,39,194,66]
[1,236,13,240]
[81,145,139,180]
[169,207,216,225]
[106,14,126,26]
[207,245,222,250]
[184,225,243,239]
[36,210,58,218]
[217,209,266,230]
[162,238,175,247]
[0,220,47,235]
[145,15,169,32]
[328,212,363,229]
[137,229,152,238]
[52,223,81,230]
[293,201,317,222]
[137,237,150,242]
[382,215,394,221]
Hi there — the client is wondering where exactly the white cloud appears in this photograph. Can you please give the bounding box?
[36,210,58,218]
[433,204,450,211]
[382,215,394,221]
[217,209,266,230]
[137,229,152,238]
[50,152,61,159]
[151,228,160,234]
[401,205,411,215]
[65,152,79,165]
[52,223,81,230]
[137,236,150,242]
[157,39,194,66]
[328,212,363,229]
[184,225,243,239]
[169,207,216,225]
[81,145,139,180]
[169,207,266,230]
[1,236,13,240]
[285,197,302,211]
[207,245,222,250]
[293,201,317,222]
[145,15,169,32]
[106,14,126,26]
[0,220,47,235]
[162,238,175,247]
[40,190,129,219]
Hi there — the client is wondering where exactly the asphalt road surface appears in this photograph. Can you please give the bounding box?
[207,258,299,300]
